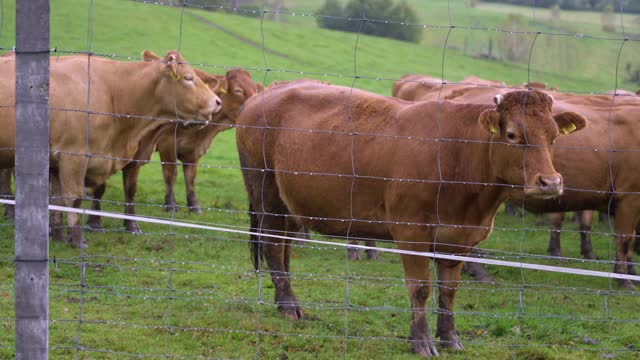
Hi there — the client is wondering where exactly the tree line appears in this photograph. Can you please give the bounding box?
[481,0,640,13]
[316,0,422,43]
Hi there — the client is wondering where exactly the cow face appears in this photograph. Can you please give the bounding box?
[479,90,586,198]
[220,69,261,123]
[194,68,259,125]
[143,50,222,124]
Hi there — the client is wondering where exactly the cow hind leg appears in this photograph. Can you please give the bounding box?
[547,212,565,258]
[347,240,361,260]
[122,163,143,233]
[87,183,106,231]
[635,225,640,255]
[58,161,88,248]
[461,248,493,283]
[49,170,65,242]
[364,240,379,260]
[612,205,639,289]
[578,210,596,260]
[0,168,14,220]
[240,155,302,320]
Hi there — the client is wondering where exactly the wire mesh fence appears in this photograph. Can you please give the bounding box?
[1,0,640,358]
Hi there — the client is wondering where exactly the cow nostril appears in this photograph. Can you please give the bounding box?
[216,99,222,106]
[538,175,561,188]
[538,177,549,188]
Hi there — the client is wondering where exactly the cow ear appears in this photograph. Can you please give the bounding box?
[256,83,265,93]
[163,52,180,80]
[554,112,587,135]
[194,69,221,91]
[217,77,229,95]
[142,50,160,62]
[479,109,500,134]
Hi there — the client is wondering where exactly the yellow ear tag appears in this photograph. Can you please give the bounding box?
[489,126,497,134]
[170,71,181,80]
[560,122,577,134]
[220,87,228,94]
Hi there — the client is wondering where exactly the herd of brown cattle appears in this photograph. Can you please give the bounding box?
[1,51,639,356]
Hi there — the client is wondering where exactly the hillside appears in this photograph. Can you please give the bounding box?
[0,0,635,93]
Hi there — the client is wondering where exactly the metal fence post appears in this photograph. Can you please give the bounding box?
[14,1,50,359]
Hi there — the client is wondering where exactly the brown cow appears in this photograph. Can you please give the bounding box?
[0,50,221,247]
[236,80,586,355]
[392,73,506,102]
[447,87,640,287]
[82,66,262,233]
[158,68,263,214]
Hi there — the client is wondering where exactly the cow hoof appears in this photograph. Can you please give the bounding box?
[68,239,88,249]
[617,279,636,290]
[50,228,65,242]
[548,250,563,258]
[3,206,15,221]
[188,206,202,214]
[366,250,380,260]
[278,304,304,320]
[125,222,142,234]
[438,331,464,350]
[87,222,104,232]
[410,335,439,357]
[347,249,361,261]
[475,274,493,283]
[164,204,178,213]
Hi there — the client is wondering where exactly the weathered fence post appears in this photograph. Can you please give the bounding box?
[14,1,50,359]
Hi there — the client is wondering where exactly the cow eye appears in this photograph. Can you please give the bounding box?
[234,88,244,96]
[506,131,517,142]
[183,74,194,82]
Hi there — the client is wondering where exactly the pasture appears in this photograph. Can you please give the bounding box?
[1,0,640,359]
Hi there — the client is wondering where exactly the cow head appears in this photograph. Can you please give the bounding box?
[142,50,222,125]
[194,68,260,125]
[479,90,586,198]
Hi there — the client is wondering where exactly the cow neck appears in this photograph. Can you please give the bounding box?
[108,61,171,137]
[440,103,509,207]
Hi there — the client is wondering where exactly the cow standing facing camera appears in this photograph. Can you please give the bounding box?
[236,80,586,356]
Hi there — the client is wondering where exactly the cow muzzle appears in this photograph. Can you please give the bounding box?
[524,173,563,198]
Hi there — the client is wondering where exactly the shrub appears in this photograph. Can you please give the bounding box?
[316,0,422,43]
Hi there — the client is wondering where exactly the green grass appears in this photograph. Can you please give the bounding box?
[1,0,640,359]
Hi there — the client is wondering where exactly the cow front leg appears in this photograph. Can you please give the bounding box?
[122,163,143,233]
[158,139,179,213]
[394,239,437,357]
[181,155,202,214]
[87,183,106,231]
[59,161,87,248]
[547,212,565,258]
[578,210,596,260]
[401,252,437,357]
[436,260,464,350]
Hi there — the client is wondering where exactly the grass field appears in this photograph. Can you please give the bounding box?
[1,0,640,359]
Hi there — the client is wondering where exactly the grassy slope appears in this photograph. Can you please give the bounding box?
[0,0,639,359]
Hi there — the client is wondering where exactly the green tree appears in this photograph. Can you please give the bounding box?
[387,0,421,43]
[316,0,346,31]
